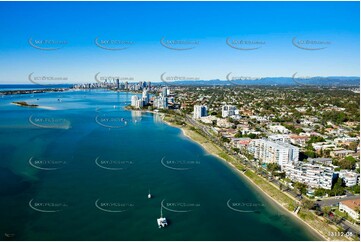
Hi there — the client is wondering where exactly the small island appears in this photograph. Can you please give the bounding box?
[12,101,39,108]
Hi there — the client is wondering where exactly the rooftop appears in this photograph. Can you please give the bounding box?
[340,198,360,211]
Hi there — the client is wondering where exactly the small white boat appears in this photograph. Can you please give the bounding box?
[157,204,168,228]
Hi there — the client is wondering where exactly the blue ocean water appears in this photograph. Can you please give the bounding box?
[0,89,319,240]
[0,84,72,91]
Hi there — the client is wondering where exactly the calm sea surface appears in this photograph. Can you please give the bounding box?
[0,89,320,240]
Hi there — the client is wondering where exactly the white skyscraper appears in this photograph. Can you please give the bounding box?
[162,97,168,109]
[131,95,139,107]
[193,105,208,119]
[135,99,143,109]
[142,89,149,105]
[161,87,168,97]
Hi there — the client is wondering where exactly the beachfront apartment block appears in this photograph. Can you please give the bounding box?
[247,139,299,167]
[131,94,145,109]
[339,198,360,221]
[136,99,143,109]
[131,95,139,107]
[193,105,208,119]
[338,170,360,187]
[283,163,335,190]
[153,96,168,109]
[142,89,150,105]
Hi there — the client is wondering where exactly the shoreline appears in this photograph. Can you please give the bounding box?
[0,88,70,96]
[178,124,326,241]
[160,117,351,241]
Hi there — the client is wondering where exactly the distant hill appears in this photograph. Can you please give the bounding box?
[159,76,360,86]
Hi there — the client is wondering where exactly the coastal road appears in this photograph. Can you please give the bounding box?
[317,195,360,207]
[332,215,360,237]
[186,114,360,238]
[187,115,302,201]
[317,195,360,236]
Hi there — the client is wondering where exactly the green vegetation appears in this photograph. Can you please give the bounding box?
[267,163,280,172]
[243,169,297,212]
[346,184,360,194]
[12,101,38,107]
[314,178,347,197]
[294,182,308,195]
[163,85,360,240]
[333,156,357,170]
[234,131,259,139]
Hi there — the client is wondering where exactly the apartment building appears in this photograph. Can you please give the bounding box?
[339,199,360,221]
[283,163,335,190]
[248,139,299,167]
[193,105,208,119]
[339,170,360,187]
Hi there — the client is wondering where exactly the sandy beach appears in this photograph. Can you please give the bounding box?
[161,117,354,241]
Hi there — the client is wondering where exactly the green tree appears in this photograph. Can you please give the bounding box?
[234,131,242,138]
[334,156,356,169]
[307,136,326,144]
[294,182,307,195]
[267,163,280,172]
[301,199,315,210]
[314,188,327,197]
[348,184,360,194]
[328,178,346,196]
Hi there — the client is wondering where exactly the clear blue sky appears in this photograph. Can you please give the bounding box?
[0,1,359,84]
